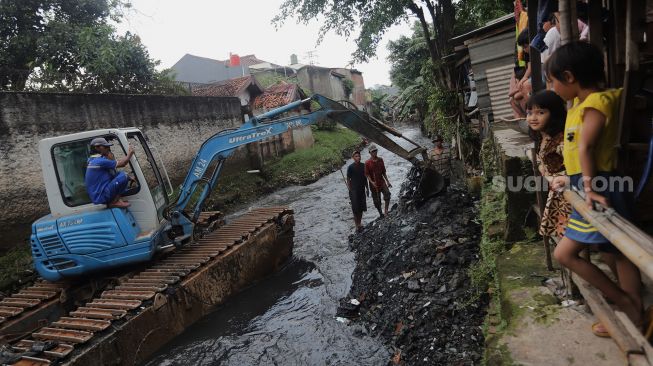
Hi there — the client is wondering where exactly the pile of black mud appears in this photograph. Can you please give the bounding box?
[339,167,486,365]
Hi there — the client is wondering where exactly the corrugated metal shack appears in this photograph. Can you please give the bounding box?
[450,14,515,123]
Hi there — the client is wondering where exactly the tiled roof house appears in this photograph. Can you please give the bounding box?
[192,75,264,106]
[252,82,308,111]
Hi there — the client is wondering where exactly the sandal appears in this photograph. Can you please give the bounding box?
[592,322,610,338]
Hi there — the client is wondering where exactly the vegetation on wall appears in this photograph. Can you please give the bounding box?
[253,72,297,89]
[207,126,361,210]
[342,78,354,97]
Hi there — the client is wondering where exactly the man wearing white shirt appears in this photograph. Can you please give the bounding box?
[542,26,560,64]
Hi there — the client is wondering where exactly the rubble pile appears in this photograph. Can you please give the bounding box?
[339,168,485,365]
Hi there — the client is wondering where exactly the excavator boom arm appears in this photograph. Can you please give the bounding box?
[169,94,440,242]
[173,98,325,216]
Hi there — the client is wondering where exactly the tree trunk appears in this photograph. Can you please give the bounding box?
[408,2,447,88]
[422,0,455,88]
[408,2,439,64]
[440,0,455,88]
[441,0,455,53]
[424,0,441,56]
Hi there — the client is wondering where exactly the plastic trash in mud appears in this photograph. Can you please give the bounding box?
[335,317,351,324]
[561,300,579,307]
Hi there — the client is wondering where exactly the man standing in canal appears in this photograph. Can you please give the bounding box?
[347,150,369,232]
[365,144,392,218]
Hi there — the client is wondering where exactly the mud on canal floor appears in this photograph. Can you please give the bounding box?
[339,173,485,365]
[143,126,486,366]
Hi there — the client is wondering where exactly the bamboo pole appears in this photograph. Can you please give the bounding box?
[559,0,572,45]
[541,175,653,277]
[530,148,553,270]
[527,0,544,92]
[588,0,604,49]
[625,0,638,73]
[572,273,641,353]
[563,190,653,280]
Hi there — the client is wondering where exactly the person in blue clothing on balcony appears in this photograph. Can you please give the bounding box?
[85,137,135,208]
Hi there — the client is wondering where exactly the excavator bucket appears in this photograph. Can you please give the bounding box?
[418,165,446,199]
[315,95,425,163]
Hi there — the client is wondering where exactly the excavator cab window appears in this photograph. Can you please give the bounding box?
[52,135,139,207]
[127,132,170,220]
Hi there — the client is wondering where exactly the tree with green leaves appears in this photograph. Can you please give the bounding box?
[387,22,429,90]
[275,0,513,89]
[0,0,184,94]
[454,0,514,34]
[385,1,511,136]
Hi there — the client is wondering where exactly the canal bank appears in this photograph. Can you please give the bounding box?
[340,178,485,365]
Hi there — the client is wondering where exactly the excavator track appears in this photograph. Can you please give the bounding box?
[1,207,292,366]
[0,283,67,324]
[0,211,223,338]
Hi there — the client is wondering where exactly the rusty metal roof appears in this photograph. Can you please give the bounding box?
[252,82,307,109]
[192,75,263,97]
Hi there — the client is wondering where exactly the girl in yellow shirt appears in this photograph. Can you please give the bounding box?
[547,42,641,331]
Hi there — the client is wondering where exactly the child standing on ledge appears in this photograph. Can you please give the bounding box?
[526,90,571,238]
[547,42,642,332]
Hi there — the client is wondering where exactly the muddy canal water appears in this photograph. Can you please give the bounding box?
[145,126,432,366]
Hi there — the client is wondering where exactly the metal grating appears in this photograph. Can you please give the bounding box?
[38,234,67,256]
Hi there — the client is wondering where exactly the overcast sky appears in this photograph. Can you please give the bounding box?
[115,0,413,87]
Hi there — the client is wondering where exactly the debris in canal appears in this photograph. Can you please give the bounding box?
[339,167,485,365]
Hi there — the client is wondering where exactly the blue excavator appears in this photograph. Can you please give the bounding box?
[31,94,445,281]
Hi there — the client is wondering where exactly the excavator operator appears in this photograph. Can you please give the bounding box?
[85,137,135,208]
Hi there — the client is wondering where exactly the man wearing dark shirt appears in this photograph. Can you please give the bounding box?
[347,150,369,232]
[85,137,134,208]
[365,144,392,217]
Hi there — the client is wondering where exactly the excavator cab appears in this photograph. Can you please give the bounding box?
[33,129,174,281]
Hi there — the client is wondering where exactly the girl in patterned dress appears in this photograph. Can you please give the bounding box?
[526,90,572,238]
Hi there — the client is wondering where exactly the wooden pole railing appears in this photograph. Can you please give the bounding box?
[540,174,653,278]
[562,189,653,280]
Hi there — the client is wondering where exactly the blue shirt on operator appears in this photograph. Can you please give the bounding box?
[85,154,120,204]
